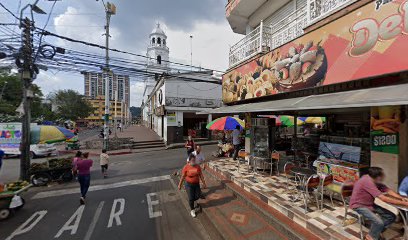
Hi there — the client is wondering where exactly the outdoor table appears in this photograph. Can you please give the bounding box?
[290,167,317,202]
[390,204,408,240]
[291,167,316,179]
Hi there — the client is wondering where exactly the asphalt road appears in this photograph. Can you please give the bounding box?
[0,146,217,240]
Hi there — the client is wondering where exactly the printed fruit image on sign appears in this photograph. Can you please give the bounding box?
[222,0,408,103]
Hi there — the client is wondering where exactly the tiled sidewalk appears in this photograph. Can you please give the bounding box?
[208,158,402,240]
[200,174,294,240]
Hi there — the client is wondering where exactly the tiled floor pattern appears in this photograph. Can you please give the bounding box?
[208,158,403,240]
[201,173,290,240]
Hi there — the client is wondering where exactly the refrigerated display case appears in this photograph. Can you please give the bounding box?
[250,118,275,169]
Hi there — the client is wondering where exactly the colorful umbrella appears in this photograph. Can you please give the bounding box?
[31,125,75,144]
[298,117,326,124]
[206,117,245,130]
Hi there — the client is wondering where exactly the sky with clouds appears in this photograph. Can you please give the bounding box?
[0,0,241,106]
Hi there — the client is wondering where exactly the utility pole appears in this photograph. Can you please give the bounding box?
[19,17,33,181]
[102,1,116,150]
[114,90,118,137]
[190,35,193,71]
[18,0,46,180]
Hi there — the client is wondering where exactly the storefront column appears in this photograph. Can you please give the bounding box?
[370,106,405,191]
[245,113,252,156]
[207,114,212,140]
[293,114,298,161]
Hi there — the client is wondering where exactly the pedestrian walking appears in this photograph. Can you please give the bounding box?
[178,154,207,218]
[232,125,242,160]
[187,145,206,169]
[119,122,123,132]
[75,152,93,205]
[0,149,4,172]
[100,149,109,178]
[72,151,82,180]
[184,135,195,156]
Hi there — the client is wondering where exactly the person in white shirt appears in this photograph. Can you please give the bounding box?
[186,145,205,164]
[232,126,242,160]
[100,149,109,178]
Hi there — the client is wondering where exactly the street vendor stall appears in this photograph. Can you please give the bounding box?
[0,181,31,220]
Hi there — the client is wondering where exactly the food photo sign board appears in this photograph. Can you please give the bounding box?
[370,105,402,190]
[222,0,408,103]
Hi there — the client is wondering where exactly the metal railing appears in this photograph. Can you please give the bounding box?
[227,0,357,68]
[270,7,308,50]
[307,0,357,24]
[228,21,271,68]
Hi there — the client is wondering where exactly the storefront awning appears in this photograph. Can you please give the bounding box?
[199,84,408,114]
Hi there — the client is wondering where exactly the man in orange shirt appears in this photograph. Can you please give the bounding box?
[178,154,207,218]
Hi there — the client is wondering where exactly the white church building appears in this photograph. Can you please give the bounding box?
[140,23,223,144]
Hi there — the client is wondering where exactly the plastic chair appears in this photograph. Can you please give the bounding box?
[297,175,320,213]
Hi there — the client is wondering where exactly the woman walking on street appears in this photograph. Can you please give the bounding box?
[75,152,93,205]
[72,151,82,180]
[184,135,195,156]
[178,154,207,218]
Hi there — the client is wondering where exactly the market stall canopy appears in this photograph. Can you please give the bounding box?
[31,126,75,144]
[198,84,408,114]
[206,116,245,130]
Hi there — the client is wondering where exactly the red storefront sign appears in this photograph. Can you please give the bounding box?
[222,0,408,103]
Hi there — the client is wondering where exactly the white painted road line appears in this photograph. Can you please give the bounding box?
[84,201,105,240]
[32,175,171,199]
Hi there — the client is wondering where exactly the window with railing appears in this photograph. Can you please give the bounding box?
[307,0,357,24]
[228,22,271,67]
[270,7,308,50]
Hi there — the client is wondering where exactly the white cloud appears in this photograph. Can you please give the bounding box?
[53,7,121,50]
[129,81,145,107]
[165,21,241,71]
[35,71,83,96]
[30,5,243,107]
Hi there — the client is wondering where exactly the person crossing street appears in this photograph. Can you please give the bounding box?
[178,154,207,218]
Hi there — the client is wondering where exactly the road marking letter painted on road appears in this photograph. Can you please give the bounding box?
[108,198,125,228]
[6,210,47,240]
[55,205,85,238]
[32,175,171,199]
[146,193,162,218]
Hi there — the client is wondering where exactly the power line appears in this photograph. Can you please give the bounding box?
[34,0,57,63]
[37,29,225,73]
[0,2,19,20]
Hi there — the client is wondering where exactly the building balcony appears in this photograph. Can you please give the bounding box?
[228,22,272,68]
[227,0,357,69]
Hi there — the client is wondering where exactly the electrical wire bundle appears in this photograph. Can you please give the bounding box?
[0,2,224,85]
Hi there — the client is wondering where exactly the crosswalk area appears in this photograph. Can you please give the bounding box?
[0,176,204,240]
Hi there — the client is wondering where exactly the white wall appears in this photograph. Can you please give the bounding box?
[165,80,221,100]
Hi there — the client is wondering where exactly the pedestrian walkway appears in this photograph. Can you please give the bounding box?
[206,158,402,240]
[83,125,161,142]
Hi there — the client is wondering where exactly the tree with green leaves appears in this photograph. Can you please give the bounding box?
[0,73,46,122]
[50,89,93,121]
